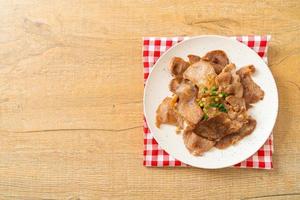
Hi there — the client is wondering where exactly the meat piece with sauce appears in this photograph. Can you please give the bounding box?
[237,65,264,104]
[169,57,190,77]
[177,99,203,125]
[156,97,183,128]
[155,50,265,156]
[216,63,243,98]
[193,113,244,141]
[187,54,201,64]
[183,130,216,156]
[170,79,197,101]
[170,79,203,125]
[225,96,246,112]
[215,117,257,149]
[203,50,229,74]
[183,59,216,88]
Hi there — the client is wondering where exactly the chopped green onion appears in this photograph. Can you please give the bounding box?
[202,87,208,93]
[220,107,227,112]
[210,91,218,96]
[214,97,219,102]
[218,93,223,98]
[211,86,218,91]
[202,113,209,121]
[221,92,229,98]
[209,103,219,108]
[218,103,228,112]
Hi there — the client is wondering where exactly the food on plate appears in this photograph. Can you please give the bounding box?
[169,57,190,77]
[187,54,201,64]
[155,50,264,156]
[203,50,229,74]
[237,65,264,105]
[156,97,184,129]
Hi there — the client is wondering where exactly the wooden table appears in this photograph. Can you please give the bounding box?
[0,1,299,199]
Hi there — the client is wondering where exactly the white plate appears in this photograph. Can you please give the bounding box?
[143,35,278,169]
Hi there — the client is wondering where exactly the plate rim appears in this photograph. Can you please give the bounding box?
[143,35,278,169]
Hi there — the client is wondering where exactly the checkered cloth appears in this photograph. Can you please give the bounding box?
[143,35,273,169]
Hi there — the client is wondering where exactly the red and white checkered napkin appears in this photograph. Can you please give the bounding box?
[143,35,273,169]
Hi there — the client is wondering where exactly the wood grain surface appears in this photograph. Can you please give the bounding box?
[0,0,299,199]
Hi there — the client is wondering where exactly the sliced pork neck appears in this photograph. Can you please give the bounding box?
[237,65,264,104]
[156,97,183,128]
[183,59,216,88]
[183,130,216,156]
[170,79,203,125]
[203,50,229,74]
[155,51,264,156]
[169,57,190,77]
[193,113,244,141]
[215,117,256,149]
